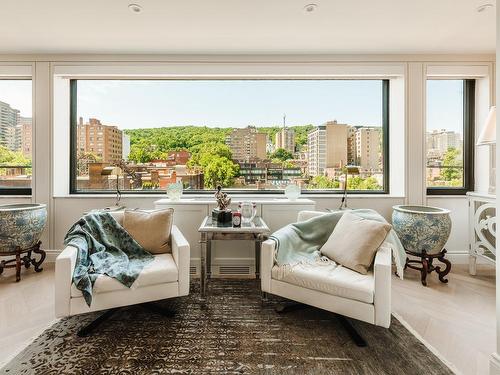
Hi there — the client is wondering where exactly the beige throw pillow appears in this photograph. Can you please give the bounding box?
[123,208,174,254]
[320,212,392,274]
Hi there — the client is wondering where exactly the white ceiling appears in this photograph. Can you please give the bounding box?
[0,0,496,54]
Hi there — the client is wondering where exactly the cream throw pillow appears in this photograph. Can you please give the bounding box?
[320,212,392,274]
[123,208,174,254]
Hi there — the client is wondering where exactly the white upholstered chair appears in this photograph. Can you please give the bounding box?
[55,211,190,334]
[261,210,392,342]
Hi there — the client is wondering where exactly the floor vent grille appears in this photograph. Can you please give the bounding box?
[218,265,251,275]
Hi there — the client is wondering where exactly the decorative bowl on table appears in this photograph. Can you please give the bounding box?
[0,203,47,252]
[166,182,183,201]
[392,205,452,255]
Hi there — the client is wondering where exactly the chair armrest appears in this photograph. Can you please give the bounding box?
[374,245,392,328]
[260,239,276,293]
[55,245,78,318]
[171,225,190,296]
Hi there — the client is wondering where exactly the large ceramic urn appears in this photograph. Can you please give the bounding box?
[392,205,452,255]
[0,203,47,252]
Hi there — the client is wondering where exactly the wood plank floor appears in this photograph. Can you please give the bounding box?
[0,262,495,375]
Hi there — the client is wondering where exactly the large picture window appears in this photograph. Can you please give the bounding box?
[70,79,389,194]
[426,79,474,194]
[0,79,32,195]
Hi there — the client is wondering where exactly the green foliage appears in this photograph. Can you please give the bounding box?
[441,147,462,183]
[269,148,293,161]
[202,156,240,189]
[290,125,314,148]
[125,126,232,163]
[185,142,239,189]
[141,181,159,190]
[347,176,382,190]
[307,175,340,189]
[0,146,31,175]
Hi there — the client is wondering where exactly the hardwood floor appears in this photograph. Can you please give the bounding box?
[0,262,495,375]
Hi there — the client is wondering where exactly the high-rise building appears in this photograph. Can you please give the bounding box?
[355,127,382,170]
[307,120,348,176]
[0,100,20,151]
[122,133,131,160]
[77,117,123,163]
[426,129,462,156]
[226,126,268,161]
[275,127,295,153]
[19,117,32,157]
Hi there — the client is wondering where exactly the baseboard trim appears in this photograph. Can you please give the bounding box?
[392,312,460,375]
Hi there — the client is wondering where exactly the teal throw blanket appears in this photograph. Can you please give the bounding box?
[64,212,154,307]
[271,209,405,277]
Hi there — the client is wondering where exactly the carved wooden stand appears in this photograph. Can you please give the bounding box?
[0,241,46,282]
[404,248,452,286]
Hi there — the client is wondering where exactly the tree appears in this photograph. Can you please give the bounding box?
[0,146,31,176]
[347,175,382,190]
[269,148,293,161]
[186,142,238,188]
[441,147,462,183]
[202,156,239,189]
[308,175,340,189]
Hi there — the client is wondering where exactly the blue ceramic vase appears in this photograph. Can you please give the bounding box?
[0,204,47,252]
[392,205,451,255]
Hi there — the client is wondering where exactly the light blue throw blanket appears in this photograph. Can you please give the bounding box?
[64,212,154,307]
[270,209,405,278]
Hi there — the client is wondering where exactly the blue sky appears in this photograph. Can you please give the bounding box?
[76,80,384,129]
[0,80,32,117]
[0,79,463,134]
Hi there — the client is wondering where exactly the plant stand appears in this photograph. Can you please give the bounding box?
[0,241,46,282]
[404,248,451,286]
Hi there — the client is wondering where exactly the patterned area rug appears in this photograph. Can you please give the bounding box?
[2,280,453,375]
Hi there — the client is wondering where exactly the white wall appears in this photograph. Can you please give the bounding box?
[0,54,495,265]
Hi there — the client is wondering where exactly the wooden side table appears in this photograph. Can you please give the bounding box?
[0,241,46,282]
[198,216,270,297]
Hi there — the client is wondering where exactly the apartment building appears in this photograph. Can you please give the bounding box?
[275,127,295,153]
[354,127,382,170]
[77,117,123,163]
[307,120,348,176]
[19,117,32,158]
[0,100,20,151]
[226,126,267,161]
[426,129,462,156]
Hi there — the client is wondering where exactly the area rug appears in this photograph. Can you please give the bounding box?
[1,280,454,375]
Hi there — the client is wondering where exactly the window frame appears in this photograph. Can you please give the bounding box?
[69,78,390,195]
[426,79,475,196]
[0,77,33,196]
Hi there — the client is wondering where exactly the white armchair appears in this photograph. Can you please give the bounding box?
[261,210,392,341]
[55,211,190,334]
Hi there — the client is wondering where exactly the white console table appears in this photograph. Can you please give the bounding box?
[467,192,496,275]
[154,198,316,277]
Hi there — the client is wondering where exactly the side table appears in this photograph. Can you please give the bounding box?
[198,216,270,297]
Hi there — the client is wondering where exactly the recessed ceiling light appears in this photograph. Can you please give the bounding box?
[128,3,143,14]
[303,3,318,13]
[476,3,493,13]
